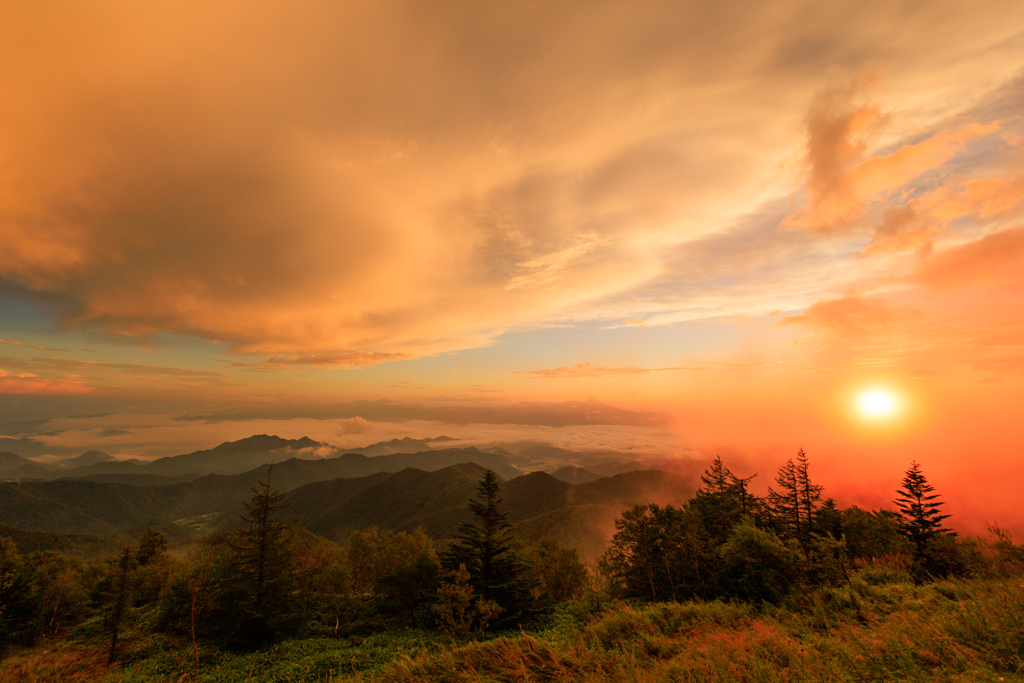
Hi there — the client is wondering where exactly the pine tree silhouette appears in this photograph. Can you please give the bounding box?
[894,461,951,557]
[795,449,823,534]
[692,456,756,542]
[441,469,537,627]
[768,458,802,537]
[237,462,292,611]
[232,461,295,646]
[768,449,821,542]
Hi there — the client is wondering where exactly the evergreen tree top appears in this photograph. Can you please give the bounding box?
[893,461,952,554]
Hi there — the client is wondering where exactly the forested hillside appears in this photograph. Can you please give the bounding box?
[0,446,689,546]
[2,450,1022,683]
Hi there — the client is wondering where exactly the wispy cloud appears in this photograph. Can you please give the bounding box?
[516,363,707,379]
[0,338,70,352]
[230,351,412,370]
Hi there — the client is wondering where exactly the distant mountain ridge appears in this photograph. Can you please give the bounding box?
[343,436,457,457]
[0,451,35,474]
[1,434,523,481]
[1,434,331,480]
[55,450,115,468]
[145,434,325,475]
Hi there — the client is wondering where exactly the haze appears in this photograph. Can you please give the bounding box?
[2,1,1023,535]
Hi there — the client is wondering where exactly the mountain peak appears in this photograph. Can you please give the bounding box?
[209,434,322,455]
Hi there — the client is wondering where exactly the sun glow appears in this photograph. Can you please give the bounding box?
[856,388,900,419]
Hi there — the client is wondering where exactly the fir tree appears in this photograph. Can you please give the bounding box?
[795,449,823,534]
[894,461,952,557]
[231,462,296,646]
[767,449,821,542]
[691,456,756,543]
[768,458,802,537]
[441,469,537,627]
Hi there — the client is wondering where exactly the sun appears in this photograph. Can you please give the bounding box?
[856,388,900,419]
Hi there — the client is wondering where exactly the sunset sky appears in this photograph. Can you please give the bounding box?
[2,2,1023,533]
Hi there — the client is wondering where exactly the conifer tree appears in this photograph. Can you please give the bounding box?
[768,458,802,537]
[692,456,756,543]
[441,469,537,627]
[796,449,823,534]
[894,461,952,557]
[237,462,291,610]
[232,462,296,645]
[767,449,821,542]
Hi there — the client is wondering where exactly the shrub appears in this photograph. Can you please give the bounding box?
[718,519,804,603]
[432,564,501,638]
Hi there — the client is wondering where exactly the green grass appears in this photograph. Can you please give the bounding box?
[4,575,1023,682]
[363,577,1024,683]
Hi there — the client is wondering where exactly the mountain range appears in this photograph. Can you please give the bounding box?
[0,462,692,559]
[0,433,699,561]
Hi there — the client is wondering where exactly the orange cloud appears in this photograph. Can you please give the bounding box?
[785,78,998,235]
[1,2,1023,376]
[859,205,936,256]
[0,368,90,395]
[781,295,922,336]
[788,78,885,231]
[916,176,1024,224]
[915,228,1024,289]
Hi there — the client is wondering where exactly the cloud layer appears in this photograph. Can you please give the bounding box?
[2,1,1023,371]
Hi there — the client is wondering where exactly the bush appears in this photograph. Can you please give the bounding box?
[918,534,972,579]
[806,534,850,587]
[432,565,501,638]
[526,538,590,603]
[718,519,804,603]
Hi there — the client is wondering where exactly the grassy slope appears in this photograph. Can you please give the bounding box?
[4,575,1021,682]
[372,577,1024,683]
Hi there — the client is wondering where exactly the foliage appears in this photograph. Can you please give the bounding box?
[688,455,756,543]
[364,577,1024,683]
[134,531,167,567]
[600,503,716,602]
[0,536,33,652]
[441,469,538,628]
[344,526,440,624]
[805,532,850,587]
[766,449,823,543]
[524,537,590,603]
[894,461,953,561]
[841,506,912,559]
[718,518,805,603]
[3,451,1024,679]
[431,564,502,638]
[228,462,300,648]
[102,544,134,663]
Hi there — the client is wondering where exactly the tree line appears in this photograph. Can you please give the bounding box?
[1,455,1022,661]
[598,453,1020,604]
[0,464,588,659]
